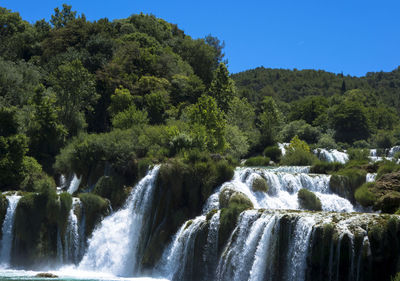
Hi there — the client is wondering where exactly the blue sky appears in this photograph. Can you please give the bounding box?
[2,0,400,76]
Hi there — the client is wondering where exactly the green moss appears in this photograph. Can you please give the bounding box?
[355,182,377,207]
[252,177,269,192]
[206,209,218,221]
[93,175,129,210]
[377,161,400,179]
[244,156,270,167]
[219,193,253,251]
[297,188,322,211]
[392,273,400,281]
[330,168,367,202]
[58,192,72,233]
[0,195,8,240]
[310,161,344,174]
[78,193,110,237]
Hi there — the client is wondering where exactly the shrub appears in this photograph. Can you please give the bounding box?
[298,189,322,211]
[244,156,270,166]
[78,193,110,236]
[347,148,369,162]
[333,168,367,192]
[281,149,317,166]
[252,177,269,192]
[263,145,282,162]
[310,161,344,174]
[281,136,317,166]
[355,182,376,207]
[317,133,337,150]
[392,272,400,281]
[377,160,400,179]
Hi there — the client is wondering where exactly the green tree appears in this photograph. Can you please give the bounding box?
[332,101,370,143]
[209,63,236,112]
[50,4,77,28]
[50,59,99,136]
[111,105,148,130]
[108,87,134,117]
[187,95,226,152]
[258,96,282,147]
[27,85,67,173]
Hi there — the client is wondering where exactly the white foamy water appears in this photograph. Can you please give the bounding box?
[78,166,160,277]
[204,167,354,213]
[67,174,82,194]
[0,195,21,267]
[314,148,349,164]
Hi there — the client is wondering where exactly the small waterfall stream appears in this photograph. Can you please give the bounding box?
[0,195,21,267]
[78,166,160,276]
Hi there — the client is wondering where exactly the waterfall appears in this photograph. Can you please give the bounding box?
[206,167,354,212]
[157,216,206,280]
[78,165,160,276]
[366,173,377,182]
[64,198,81,264]
[314,148,349,164]
[284,216,315,281]
[203,211,220,280]
[0,195,21,267]
[67,174,81,194]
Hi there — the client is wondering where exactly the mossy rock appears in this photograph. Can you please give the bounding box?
[367,171,400,213]
[93,175,130,210]
[330,168,366,202]
[218,193,253,251]
[354,183,376,207]
[78,193,110,237]
[251,176,269,193]
[0,195,8,240]
[297,188,322,211]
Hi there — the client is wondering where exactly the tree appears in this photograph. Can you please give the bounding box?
[209,63,236,112]
[50,4,77,28]
[50,59,98,136]
[27,85,67,173]
[332,101,370,143]
[258,96,282,147]
[187,95,226,152]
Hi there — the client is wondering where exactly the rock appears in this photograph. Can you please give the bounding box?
[35,273,58,278]
[297,188,322,211]
[251,175,269,193]
[368,171,400,213]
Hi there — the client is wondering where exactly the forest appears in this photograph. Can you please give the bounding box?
[1,4,400,281]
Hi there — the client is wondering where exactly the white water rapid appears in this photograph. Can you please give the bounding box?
[204,167,354,213]
[67,174,82,194]
[78,166,160,277]
[0,195,21,267]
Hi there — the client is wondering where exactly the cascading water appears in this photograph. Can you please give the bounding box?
[64,198,81,264]
[78,166,160,277]
[0,195,20,267]
[205,167,354,212]
[67,174,81,194]
[314,148,349,164]
[157,216,206,281]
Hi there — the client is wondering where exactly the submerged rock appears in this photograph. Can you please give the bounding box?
[35,273,58,278]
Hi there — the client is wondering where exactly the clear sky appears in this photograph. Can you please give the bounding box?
[2,0,400,76]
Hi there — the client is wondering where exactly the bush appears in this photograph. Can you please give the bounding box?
[252,177,269,192]
[317,133,337,150]
[377,160,400,179]
[310,161,344,174]
[78,193,110,236]
[244,156,270,166]
[355,182,376,207]
[281,136,317,166]
[0,195,8,240]
[281,149,317,166]
[347,148,370,162]
[297,189,322,211]
[263,145,282,162]
[392,273,400,281]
